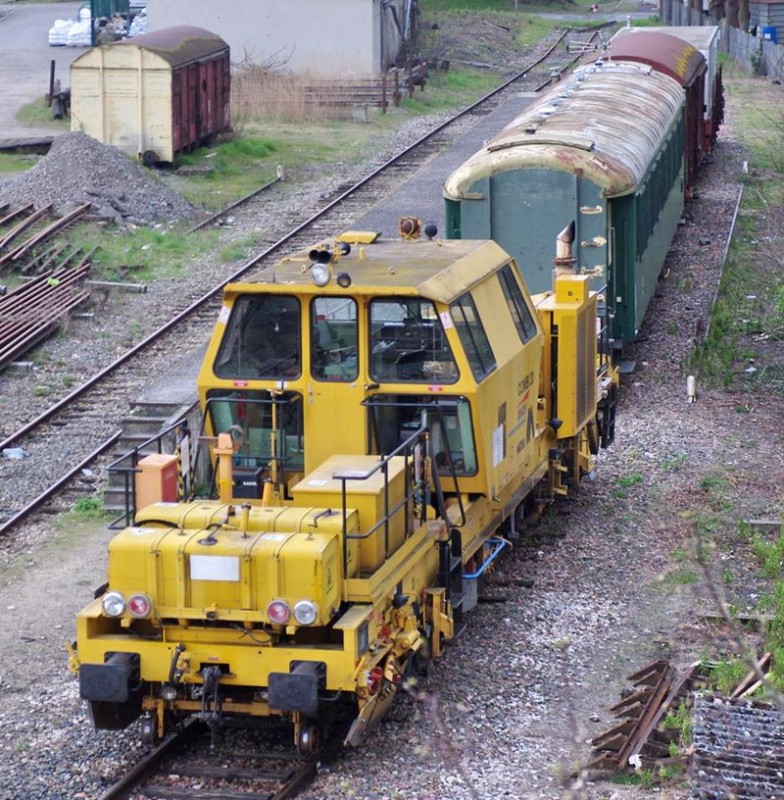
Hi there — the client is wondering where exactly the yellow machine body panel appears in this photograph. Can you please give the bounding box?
[72,233,616,748]
[535,275,598,439]
[107,503,352,625]
[292,455,407,574]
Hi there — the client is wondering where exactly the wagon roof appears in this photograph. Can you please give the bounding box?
[443,61,683,200]
[611,25,720,53]
[113,26,229,66]
[602,29,706,85]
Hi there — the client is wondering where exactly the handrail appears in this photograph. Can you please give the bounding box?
[335,426,430,574]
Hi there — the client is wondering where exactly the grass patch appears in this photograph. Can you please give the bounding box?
[0,153,41,176]
[712,657,752,693]
[662,451,687,472]
[688,78,784,393]
[57,221,218,279]
[749,523,784,690]
[15,95,70,130]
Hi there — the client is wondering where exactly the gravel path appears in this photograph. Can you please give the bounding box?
[0,35,782,800]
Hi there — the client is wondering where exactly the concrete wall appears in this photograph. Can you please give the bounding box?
[147,0,412,76]
[662,0,784,82]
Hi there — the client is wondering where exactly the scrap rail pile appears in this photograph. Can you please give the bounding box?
[0,202,91,275]
[0,202,93,370]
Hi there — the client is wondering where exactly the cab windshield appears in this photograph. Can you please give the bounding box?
[369,298,458,383]
[214,295,301,380]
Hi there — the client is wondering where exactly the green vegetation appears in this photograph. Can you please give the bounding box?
[16,95,70,130]
[688,79,784,395]
[662,700,693,747]
[71,497,104,516]
[58,222,217,280]
[751,524,784,690]
[712,656,751,693]
[0,152,40,174]
[610,472,644,499]
[661,450,687,472]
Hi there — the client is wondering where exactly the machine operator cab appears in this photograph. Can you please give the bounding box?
[197,228,601,511]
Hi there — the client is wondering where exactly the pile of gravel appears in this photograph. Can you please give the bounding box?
[0,131,196,225]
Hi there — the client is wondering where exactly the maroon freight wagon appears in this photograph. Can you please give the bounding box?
[71,26,231,164]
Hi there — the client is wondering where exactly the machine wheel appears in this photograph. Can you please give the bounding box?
[297,724,320,755]
[140,714,158,746]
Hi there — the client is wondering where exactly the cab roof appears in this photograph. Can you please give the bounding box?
[226,236,513,306]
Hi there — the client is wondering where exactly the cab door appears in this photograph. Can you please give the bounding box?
[303,296,368,468]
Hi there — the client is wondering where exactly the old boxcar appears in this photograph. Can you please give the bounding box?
[443,60,685,352]
[601,29,706,195]
[610,25,723,155]
[70,26,230,164]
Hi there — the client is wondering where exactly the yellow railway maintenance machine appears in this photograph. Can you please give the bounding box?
[70,227,617,751]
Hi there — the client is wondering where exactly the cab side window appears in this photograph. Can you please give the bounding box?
[498,264,538,343]
[450,293,495,381]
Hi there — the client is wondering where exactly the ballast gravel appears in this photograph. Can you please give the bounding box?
[0,130,196,224]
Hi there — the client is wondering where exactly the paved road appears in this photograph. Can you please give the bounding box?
[0,2,85,141]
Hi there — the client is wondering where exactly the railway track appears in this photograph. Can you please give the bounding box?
[0,29,599,537]
[97,719,338,800]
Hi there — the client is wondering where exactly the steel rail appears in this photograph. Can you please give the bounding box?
[0,38,569,454]
[97,719,199,800]
[96,718,333,800]
[0,32,592,534]
[0,430,121,537]
[188,173,284,233]
[703,181,744,343]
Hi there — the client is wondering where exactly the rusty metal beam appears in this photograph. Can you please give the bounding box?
[0,204,52,259]
[10,202,91,261]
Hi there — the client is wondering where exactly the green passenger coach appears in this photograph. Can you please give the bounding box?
[443,59,689,352]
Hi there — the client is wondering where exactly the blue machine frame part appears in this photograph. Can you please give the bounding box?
[463,537,511,580]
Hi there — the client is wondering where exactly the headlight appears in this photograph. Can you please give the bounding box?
[294,600,318,625]
[127,593,152,618]
[309,263,331,287]
[267,599,290,624]
[102,591,126,618]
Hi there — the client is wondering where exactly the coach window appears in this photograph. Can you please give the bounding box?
[498,264,537,343]
[450,292,496,381]
[311,297,358,381]
[214,295,301,380]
